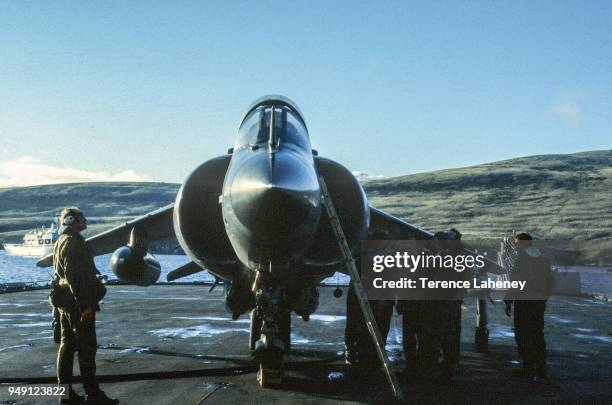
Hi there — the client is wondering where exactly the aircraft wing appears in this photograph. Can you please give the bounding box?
[368,205,433,240]
[368,205,505,274]
[36,203,175,268]
[167,261,204,282]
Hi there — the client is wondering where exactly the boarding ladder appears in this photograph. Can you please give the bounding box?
[318,176,405,403]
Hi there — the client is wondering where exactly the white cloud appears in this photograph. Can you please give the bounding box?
[552,101,583,124]
[0,156,149,188]
[351,171,385,182]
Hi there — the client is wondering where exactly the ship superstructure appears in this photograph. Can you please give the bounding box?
[3,221,59,258]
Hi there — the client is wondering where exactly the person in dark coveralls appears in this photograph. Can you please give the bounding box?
[344,231,394,365]
[396,229,465,381]
[53,207,118,404]
[504,232,553,380]
[435,229,466,380]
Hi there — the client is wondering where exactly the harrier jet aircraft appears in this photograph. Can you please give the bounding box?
[38,95,499,389]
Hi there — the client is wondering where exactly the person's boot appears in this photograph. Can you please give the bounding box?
[60,388,85,404]
[344,344,359,365]
[512,361,534,378]
[438,365,456,383]
[534,360,548,380]
[53,319,61,344]
[86,390,119,405]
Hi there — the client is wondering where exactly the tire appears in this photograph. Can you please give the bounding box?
[279,310,291,353]
[250,309,262,352]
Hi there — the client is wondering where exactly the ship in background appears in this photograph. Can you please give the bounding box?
[3,220,59,258]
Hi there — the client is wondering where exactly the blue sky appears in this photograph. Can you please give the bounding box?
[1,1,610,186]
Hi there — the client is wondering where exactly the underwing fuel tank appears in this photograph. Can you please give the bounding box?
[110,247,161,286]
[110,227,161,286]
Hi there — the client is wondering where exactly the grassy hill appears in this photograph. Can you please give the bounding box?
[0,182,179,242]
[1,150,611,262]
[366,150,612,238]
[365,150,612,263]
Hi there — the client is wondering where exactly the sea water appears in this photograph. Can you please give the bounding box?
[0,250,350,286]
[0,250,609,296]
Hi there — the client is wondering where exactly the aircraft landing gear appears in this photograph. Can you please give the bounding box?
[251,272,291,387]
[250,308,262,352]
[279,310,291,354]
[251,308,290,353]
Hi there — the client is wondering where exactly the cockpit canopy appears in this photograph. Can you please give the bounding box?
[236,103,310,151]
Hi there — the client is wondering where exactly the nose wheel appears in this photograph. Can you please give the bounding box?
[251,274,292,387]
[250,309,263,351]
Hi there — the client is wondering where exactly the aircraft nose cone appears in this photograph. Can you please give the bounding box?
[229,154,320,241]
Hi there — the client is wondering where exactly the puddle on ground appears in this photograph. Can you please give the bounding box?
[291,333,314,344]
[385,327,404,361]
[0,313,47,317]
[387,350,404,363]
[583,300,605,305]
[0,322,49,328]
[573,334,612,343]
[172,316,250,324]
[547,315,575,324]
[327,371,344,381]
[149,324,249,339]
[115,290,147,294]
[23,336,52,342]
[203,382,232,391]
[119,346,151,354]
[290,332,341,346]
[488,323,514,338]
[147,297,202,301]
[0,343,33,352]
[307,314,346,323]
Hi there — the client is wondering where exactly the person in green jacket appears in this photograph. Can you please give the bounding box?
[53,207,117,405]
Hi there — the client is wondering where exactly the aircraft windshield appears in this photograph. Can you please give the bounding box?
[236,106,309,150]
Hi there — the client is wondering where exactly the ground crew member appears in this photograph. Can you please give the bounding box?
[53,207,118,404]
[437,229,466,380]
[344,231,394,365]
[396,299,419,374]
[413,232,451,380]
[504,232,553,380]
[397,229,465,381]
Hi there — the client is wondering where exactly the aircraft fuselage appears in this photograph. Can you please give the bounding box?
[221,96,321,271]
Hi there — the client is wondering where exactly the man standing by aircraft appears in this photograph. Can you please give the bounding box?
[52,207,118,405]
[344,231,394,365]
[397,228,465,381]
[504,232,553,380]
[436,229,466,381]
